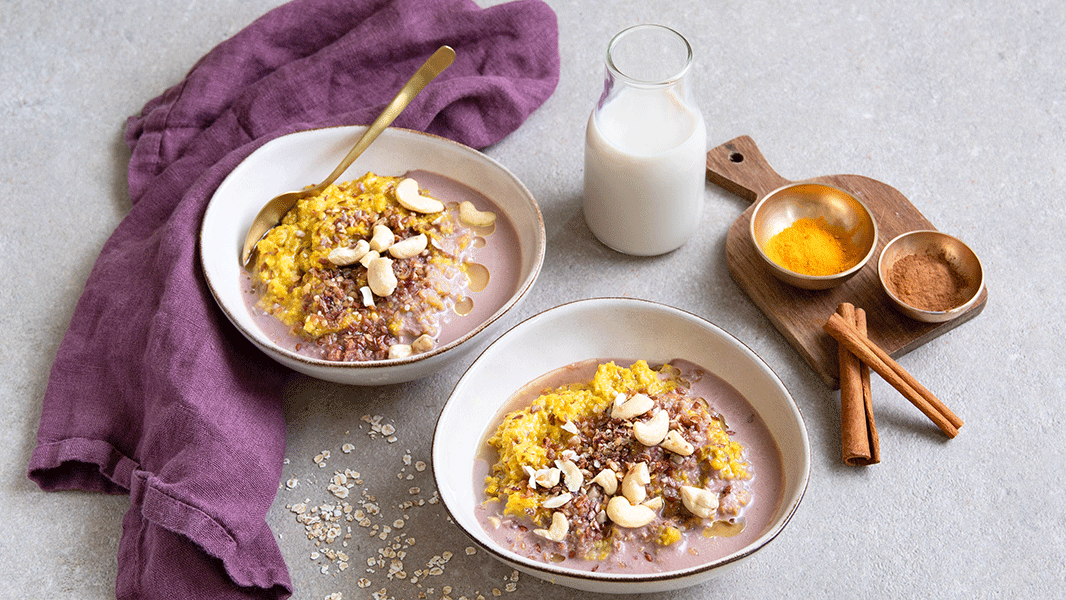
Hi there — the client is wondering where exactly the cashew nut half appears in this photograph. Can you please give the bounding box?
[327,239,370,266]
[387,233,428,259]
[611,393,654,420]
[680,485,720,519]
[367,257,397,297]
[395,178,444,214]
[533,467,561,489]
[358,285,374,307]
[358,249,380,269]
[533,511,569,543]
[369,224,394,252]
[621,462,651,505]
[459,200,497,227]
[523,465,537,488]
[605,495,657,529]
[661,430,695,456]
[411,333,435,353]
[632,409,670,446]
[591,469,618,495]
[556,459,583,493]
[541,492,572,509]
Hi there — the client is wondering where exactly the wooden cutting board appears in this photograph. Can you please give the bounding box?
[707,135,987,388]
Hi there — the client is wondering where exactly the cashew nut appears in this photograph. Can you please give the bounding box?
[388,344,412,359]
[367,257,397,297]
[533,511,569,542]
[541,492,572,509]
[632,409,670,446]
[591,469,618,495]
[369,224,395,252]
[560,420,579,435]
[611,393,654,420]
[411,333,435,353]
[661,430,695,456]
[642,496,664,511]
[605,495,657,529]
[327,239,370,266]
[358,285,374,307]
[556,459,583,493]
[459,200,497,227]
[523,465,537,488]
[680,485,719,519]
[621,462,650,505]
[395,178,444,214]
[533,467,560,489]
[358,249,380,269]
[387,233,428,259]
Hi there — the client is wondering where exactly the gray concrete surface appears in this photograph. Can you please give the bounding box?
[3,1,1063,598]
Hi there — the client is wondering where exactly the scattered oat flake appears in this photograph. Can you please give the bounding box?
[415,461,427,471]
[341,443,355,453]
[465,547,477,555]
[286,477,300,489]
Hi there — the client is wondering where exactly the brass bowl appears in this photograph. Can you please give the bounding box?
[878,230,984,323]
[750,183,879,290]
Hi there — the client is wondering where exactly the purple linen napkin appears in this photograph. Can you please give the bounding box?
[28,1,559,598]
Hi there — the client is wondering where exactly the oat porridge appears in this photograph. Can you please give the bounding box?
[475,359,784,573]
[244,170,519,361]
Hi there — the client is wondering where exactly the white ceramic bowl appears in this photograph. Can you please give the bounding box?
[433,298,810,593]
[200,126,545,385]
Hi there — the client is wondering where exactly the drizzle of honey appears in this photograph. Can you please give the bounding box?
[704,520,745,538]
[454,297,474,316]
[464,262,490,293]
[473,222,496,236]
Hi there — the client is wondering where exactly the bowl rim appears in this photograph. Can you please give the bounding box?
[749,181,880,282]
[199,125,546,372]
[432,296,811,585]
[877,229,985,316]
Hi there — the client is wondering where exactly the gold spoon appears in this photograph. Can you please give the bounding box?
[241,45,456,267]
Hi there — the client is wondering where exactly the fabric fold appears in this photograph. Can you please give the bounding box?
[29,1,559,598]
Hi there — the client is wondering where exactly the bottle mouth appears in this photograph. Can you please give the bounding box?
[606,24,694,87]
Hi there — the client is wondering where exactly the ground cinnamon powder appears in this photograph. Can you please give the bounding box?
[887,250,971,311]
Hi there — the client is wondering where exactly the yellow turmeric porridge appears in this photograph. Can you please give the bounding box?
[476,359,784,573]
[248,171,503,361]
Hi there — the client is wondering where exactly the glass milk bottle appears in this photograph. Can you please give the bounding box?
[583,25,706,256]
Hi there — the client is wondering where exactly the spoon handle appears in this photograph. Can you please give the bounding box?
[314,46,456,194]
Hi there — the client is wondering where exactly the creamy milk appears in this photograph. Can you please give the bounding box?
[583,88,707,256]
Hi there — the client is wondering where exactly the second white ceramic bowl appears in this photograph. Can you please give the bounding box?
[433,298,810,593]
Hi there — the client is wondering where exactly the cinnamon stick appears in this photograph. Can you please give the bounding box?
[823,312,963,438]
[837,303,880,465]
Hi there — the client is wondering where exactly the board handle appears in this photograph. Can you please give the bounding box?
[706,135,791,204]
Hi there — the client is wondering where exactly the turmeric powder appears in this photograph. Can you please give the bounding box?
[764,217,863,276]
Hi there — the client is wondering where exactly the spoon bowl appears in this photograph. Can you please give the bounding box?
[240,45,456,266]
